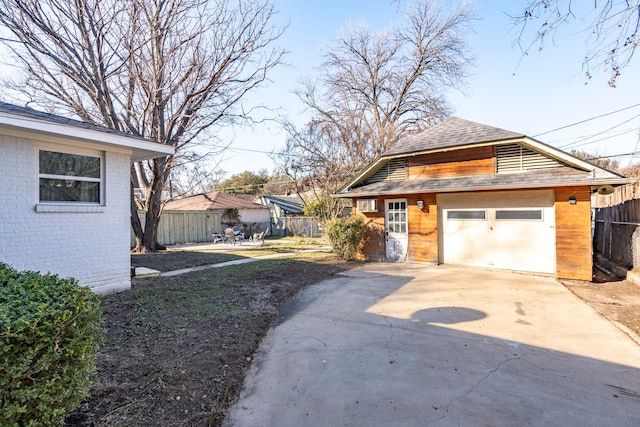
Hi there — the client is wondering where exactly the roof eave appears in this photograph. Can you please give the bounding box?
[0,111,174,161]
[333,177,635,198]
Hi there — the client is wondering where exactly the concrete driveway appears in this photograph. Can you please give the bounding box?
[224,263,640,427]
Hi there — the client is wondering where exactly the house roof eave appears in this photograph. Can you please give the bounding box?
[0,104,174,161]
[333,177,635,198]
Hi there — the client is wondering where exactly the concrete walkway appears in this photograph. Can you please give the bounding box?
[224,263,640,427]
[160,247,332,277]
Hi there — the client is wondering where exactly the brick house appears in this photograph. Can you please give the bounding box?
[334,118,632,280]
[0,102,173,293]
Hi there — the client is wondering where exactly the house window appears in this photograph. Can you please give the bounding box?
[38,149,102,203]
[447,210,486,220]
[357,199,378,213]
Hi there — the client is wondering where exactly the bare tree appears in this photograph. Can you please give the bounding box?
[511,1,640,86]
[277,1,474,217]
[570,149,621,172]
[0,0,285,252]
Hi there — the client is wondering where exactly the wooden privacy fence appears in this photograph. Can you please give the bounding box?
[593,181,640,269]
[131,210,222,247]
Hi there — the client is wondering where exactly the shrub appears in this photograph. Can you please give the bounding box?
[0,263,103,427]
[327,216,365,261]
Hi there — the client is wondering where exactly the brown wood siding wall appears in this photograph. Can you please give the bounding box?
[555,187,592,280]
[407,146,495,179]
[353,198,386,261]
[407,194,438,262]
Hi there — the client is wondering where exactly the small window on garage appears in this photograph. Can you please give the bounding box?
[495,210,543,220]
[447,210,486,220]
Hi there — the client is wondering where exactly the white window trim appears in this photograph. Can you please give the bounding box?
[36,145,105,208]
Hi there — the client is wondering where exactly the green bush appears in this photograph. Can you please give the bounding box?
[0,263,103,427]
[327,216,365,261]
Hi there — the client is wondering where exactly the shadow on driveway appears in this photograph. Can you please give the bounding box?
[225,263,640,427]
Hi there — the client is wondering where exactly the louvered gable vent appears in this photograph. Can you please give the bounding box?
[496,143,561,173]
[364,158,406,184]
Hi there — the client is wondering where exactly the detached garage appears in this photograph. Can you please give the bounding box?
[335,118,633,281]
[438,190,556,274]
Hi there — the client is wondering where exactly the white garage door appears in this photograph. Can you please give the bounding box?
[438,190,556,274]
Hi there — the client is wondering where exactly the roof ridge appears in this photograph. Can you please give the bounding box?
[384,117,525,157]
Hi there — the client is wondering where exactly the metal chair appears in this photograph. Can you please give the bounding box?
[251,230,266,244]
[210,228,225,244]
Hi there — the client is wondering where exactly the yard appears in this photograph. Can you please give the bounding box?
[63,238,640,426]
[65,239,356,426]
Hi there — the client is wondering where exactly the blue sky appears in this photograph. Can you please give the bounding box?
[220,0,640,177]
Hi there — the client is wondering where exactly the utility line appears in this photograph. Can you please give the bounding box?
[585,151,640,160]
[533,102,640,138]
[558,112,640,150]
[559,127,640,149]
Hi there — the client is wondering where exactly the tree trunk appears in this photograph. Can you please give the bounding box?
[130,167,145,253]
[131,159,168,253]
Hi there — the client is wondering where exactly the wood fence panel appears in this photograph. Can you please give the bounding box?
[131,211,221,247]
[593,180,640,269]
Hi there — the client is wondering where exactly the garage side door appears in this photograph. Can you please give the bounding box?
[438,190,556,274]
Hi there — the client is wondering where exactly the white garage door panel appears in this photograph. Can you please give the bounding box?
[438,190,556,274]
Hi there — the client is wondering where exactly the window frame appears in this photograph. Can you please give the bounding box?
[495,209,544,221]
[36,146,105,205]
[446,210,487,221]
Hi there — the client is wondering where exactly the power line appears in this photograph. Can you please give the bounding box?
[533,102,640,138]
[227,146,297,157]
[585,151,640,160]
[542,127,638,144]
[558,112,640,150]
[558,127,640,149]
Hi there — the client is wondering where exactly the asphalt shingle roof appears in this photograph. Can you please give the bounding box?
[164,191,269,211]
[261,195,304,214]
[342,167,623,196]
[0,101,147,141]
[384,117,524,156]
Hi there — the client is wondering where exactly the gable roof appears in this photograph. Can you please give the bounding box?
[164,191,269,211]
[0,102,173,161]
[336,117,632,197]
[259,195,305,214]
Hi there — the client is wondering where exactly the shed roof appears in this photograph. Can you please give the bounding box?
[164,191,269,211]
[0,102,173,161]
[260,195,305,214]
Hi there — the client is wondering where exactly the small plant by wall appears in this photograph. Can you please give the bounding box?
[0,263,104,426]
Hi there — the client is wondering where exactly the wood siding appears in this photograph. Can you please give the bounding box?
[353,198,386,261]
[555,187,593,280]
[407,146,495,179]
[132,210,222,247]
[407,194,438,262]
[354,186,595,280]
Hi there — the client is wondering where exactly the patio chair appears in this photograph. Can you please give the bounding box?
[224,228,237,245]
[251,230,266,244]
[232,226,245,244]
[210,228,225,244]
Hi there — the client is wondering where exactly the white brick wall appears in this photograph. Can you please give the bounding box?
[0,134,132,293]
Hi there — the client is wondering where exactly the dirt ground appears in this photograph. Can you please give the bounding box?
[64,251,640,426]
[562,269,640,341]
[65,250,356,427]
